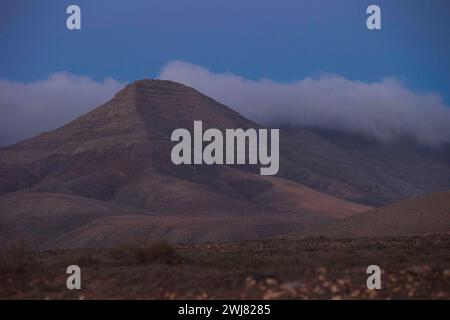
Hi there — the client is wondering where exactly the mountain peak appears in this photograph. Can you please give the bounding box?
[113,79,200,100]
[105,79,255,133]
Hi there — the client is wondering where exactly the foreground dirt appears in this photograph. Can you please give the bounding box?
[0,234,449,299]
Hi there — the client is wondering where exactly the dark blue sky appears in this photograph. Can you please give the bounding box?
[1,0,449,102]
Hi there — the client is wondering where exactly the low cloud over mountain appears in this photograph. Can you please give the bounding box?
[159,61,450,145]
[0,73,123,146]
[1,61,450,146]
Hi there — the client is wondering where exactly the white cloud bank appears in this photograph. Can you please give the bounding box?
[159,61,450,146]
[1,62,449,147]
[0,73,123,146]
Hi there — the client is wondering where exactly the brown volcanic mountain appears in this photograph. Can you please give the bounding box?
[0,79,449,248]
[0,80,370,249]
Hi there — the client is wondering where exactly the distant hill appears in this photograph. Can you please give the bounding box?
[289,190,450,239]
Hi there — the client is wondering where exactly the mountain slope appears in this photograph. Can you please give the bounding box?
[278,127,450,206]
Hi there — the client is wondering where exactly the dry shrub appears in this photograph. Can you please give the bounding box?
[0,238,41,274]
[57,250,102,269]
[111,240,181,266]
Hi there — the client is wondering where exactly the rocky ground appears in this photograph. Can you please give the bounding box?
[0,234,449,299]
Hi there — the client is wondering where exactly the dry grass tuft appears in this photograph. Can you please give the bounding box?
[110,240,181,265]
[0,238,42,274]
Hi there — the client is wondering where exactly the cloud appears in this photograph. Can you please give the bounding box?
[159,61,450,145]
[0,72,124,146]
[1,63,449,147]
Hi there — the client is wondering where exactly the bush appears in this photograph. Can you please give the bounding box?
[0,238,41,274]
[111,240,180,266]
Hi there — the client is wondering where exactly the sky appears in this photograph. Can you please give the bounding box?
[0,0,449,146]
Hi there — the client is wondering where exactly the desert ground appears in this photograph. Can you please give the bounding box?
[1,234,449,300]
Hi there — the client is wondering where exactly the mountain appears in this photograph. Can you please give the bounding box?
[0,80,367,249]
[0,79,449,248]
[289,190,450,239]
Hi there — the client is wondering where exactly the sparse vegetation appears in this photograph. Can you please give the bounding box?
[111,240,181,265]
[0,235,448,299]
[0,239,41,274]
